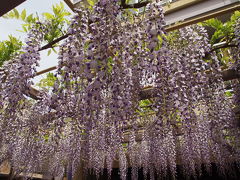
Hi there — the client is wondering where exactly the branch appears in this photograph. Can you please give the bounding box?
[36,14,237,53]
[222,68,240,81]
[26,87,42,100]
[39,34,70,51]
[37,1,150,52]
[210,44,237,53]
[35,66,57,76]
[121,0,150,9]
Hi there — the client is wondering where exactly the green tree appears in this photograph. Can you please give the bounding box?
[0,35,22,67]
[3,2,71,56]
[201,11,240,67]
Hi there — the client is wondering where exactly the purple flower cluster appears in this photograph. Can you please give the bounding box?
[232,17,240,133]
[0,1,239,179]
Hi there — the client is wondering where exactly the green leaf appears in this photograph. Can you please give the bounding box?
[22,25,28,32]
[87,0,95,6]
[225,91,233,97]
[44,135,49,142]
[36,73,57,89]
[43,12,54,19]
[52,6,59,15]
[122,143,128,148]
[47,49,51,56]
[0,36,22,67]
[211,30,225,44]
[21,9,26,20]
[13,9,19,19]
[107,56,113,73]
[26,14,34,23]
[2,11,16,19]
[204,18,223,30]
[60,2,64,9]
[52,48,57,54]
[139,99,152,107]
[231,11,240,22]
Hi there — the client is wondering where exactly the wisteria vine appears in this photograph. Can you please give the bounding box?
[0,1,239,179]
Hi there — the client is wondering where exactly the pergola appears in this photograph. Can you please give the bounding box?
[23,0,240,100]
[0,0,240,180]
[0,0,26,16]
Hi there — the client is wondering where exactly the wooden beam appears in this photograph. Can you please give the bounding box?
[0,161,44,179]
[164,0,207,15]
[28,68,240,101]
[27,86,42,100]
[35,66,57,76]
[64,0,75,12]
[0,0,26,17]
[139,69,240,100]
[165,2,240,31]
[222,68,240,81]
[121,0,150,9]
[39,34,70,51]
[0,161,10,175]
[38,1,239,53]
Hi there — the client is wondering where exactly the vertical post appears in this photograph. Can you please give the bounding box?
[42,161,53,180]
[73,161,85,180]
[67,164,72,180]
[8,166,14,180]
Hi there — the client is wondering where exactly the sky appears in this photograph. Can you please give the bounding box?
[0,0,73,84]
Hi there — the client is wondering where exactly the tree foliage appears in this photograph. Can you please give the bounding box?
[36,72,57,90]
[0,36,22,67]
[3,2,71,55]
[202,11,240,45]
[201,11,240,67]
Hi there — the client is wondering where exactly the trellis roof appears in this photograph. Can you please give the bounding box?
[0,0,26,16]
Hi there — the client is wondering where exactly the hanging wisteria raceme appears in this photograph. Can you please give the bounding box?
[0,22,46,170]
[232,18,240,70]
[0,1,240,179]
[230,17,240,161]
[232,18,240,108]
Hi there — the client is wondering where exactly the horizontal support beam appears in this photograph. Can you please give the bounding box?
[164,0,207,15]
[139,69,240,100]
[63,0,75,11]
[39,34,70,51]
[35,1,240,54]
[0,0,26,17]
[222,68,240,81]
[165,1,240,31]
[35,66,57,76]
[28,68,240,101]
[0,161,44,179]
[121,0,150,9]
